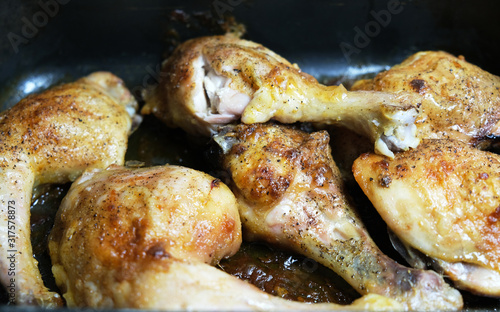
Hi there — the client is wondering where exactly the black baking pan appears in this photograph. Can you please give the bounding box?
[1,0,500,310]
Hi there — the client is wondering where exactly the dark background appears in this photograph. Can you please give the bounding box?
[1,0,500,309]
[1,0,499,110]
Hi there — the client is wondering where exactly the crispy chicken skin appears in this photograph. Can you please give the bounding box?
[142,34,421,157]
[48,165,401,311]
[353,139,500,297]
[352,51,500,147]
[215,123,462,311]
[0,72,137,306]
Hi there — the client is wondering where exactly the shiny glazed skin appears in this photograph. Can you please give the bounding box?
[353,139,500,297]
[142,34,294,135]
[352,51,500,147]
[49,165,242,308]
[0,72,137,306]
[216,123,462,311]
[48,164,401,311]
[142,34,420,157]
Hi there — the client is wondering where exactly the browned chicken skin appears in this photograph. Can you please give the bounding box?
[142,34,421,158]
[215,123,462,311]
[48,165,242,308]
[353,139,500,297]
[0,72,138,306]
[48,164,401,311]
[352,51,500,147]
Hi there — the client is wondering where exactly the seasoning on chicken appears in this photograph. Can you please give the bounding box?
[0,72,138,306]
[48,164,401,311]
[142,34,421,158]
[352,51,500,148]
[215,123,462,311]
[353,139,500,297]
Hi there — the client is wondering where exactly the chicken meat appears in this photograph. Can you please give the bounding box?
[353,139,500,297]
[48,164,401,311]
[215,123,462,311]
[142,34,421,158]
[352,51,500,147]
[0,72,138,306]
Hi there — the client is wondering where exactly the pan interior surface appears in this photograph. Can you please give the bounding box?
[1,0,500,309]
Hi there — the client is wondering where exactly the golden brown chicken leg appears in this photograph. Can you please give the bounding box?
[352,51,500,148]
[0,72,138,306]
[48,164,401,311]
[215,123,462,311]
[353,139,500,297]
[142,34,421,158]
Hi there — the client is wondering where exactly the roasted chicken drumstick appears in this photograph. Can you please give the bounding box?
[215,123,462,311]
[352,51,500,148]
[0,72,138,306]
[142,34,420,157]
[353,139,500,297]
[48,165,401,311]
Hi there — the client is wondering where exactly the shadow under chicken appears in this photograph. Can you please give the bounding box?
[0,72,138,306]
[48,164,401,311]
[142,34,421,158]
[214,122,463,311]
[353,139,500,298]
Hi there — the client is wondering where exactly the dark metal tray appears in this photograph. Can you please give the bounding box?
[1,0,500,310]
